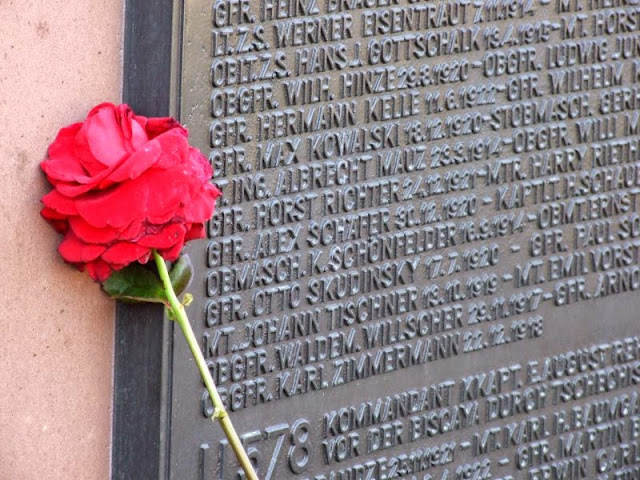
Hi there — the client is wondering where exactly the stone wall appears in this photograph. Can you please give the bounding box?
[0,2,123,478]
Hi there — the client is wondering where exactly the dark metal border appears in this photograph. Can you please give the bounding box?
[112,1,178,478]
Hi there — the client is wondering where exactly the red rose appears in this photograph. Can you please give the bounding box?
[40,103,221,282]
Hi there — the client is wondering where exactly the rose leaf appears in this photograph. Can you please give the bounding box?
[101,263,167,303]
[169,254,194,297]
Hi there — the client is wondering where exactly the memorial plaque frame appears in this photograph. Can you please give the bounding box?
[114,0,640,479]
[112,1,179,479]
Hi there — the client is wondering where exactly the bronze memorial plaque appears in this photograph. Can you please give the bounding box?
[168,0,640,478]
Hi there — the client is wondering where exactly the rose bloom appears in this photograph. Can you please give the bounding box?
[40,103,221,281]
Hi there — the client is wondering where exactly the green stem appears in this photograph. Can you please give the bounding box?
[153,250,259,480]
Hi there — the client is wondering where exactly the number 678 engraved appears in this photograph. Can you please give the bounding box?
[215,419,311,479]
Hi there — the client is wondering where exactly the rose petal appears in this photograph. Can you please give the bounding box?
[69,216,122,244]
[139,116,187,140]
[101,242,150,265]
[137,251,151,265]
[52,175,108,197]
[41,207,67,221]
[71,105,126,176]
[117,221,145,241]
[74,181,148,228]
[41,124,90,183]
[84,104,130,167]
[43,151,129,198]
[58,232,106,263]
[129,117,149,150]
[44,148,139,199]
[184,224,205,241]
[188,148,213,180]
[116,105,133,142]
[158,229,186,261]
[85,260,113,282]
[42,190,79,216]
[41,207,69,234]
[102,140,162,184]
[75,165,200,228]
[115,105,149,151]
[136,223,186,248]
[152,130,191,169]
[52,159,123,197]
[50,221,69,234]
[72,132,110,177]
[181,189,218,223]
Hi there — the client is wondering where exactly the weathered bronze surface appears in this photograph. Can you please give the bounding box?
[170,1,640,478]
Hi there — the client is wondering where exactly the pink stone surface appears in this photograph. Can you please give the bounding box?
[0,2,122,479]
